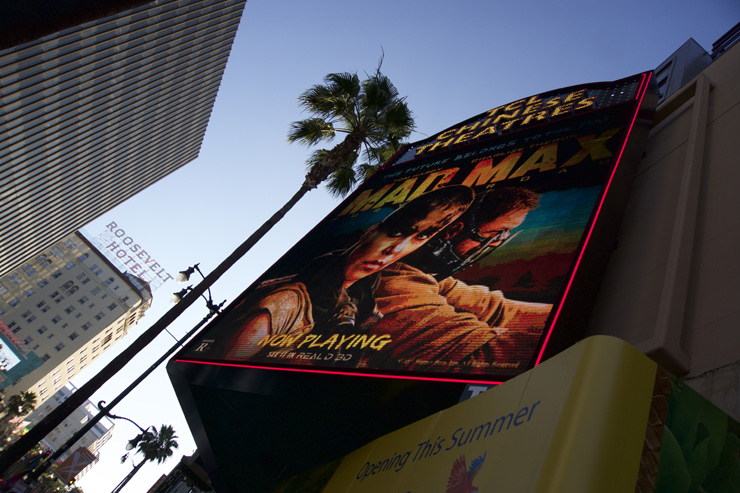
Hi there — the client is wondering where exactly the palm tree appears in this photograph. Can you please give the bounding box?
[4,391,37,421]
[289,70,414,197]
[111,425,178,493]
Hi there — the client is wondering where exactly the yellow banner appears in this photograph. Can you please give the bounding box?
[315,336,656,492]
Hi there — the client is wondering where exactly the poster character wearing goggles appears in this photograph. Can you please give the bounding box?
[364,187,551,370]
[404,187,540,280]
[210,186,476,361]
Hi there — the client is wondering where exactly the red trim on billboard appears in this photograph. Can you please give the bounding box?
[535,72,652,365]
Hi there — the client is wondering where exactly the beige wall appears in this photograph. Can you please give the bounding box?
[587,41,740,419]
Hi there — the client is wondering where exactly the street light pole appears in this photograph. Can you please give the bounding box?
[0,187,304,474]
[21,304,223,486]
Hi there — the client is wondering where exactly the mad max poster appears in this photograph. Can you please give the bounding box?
[177,72,653,382]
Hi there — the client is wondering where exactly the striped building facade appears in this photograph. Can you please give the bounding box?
[0,0,246,276]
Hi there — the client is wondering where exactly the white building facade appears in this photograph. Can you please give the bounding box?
[25,384,114,480]
[0,231,152,407]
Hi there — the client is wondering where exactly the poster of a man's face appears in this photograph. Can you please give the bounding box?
[178,72,654,382]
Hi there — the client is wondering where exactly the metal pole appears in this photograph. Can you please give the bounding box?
[22,304,222,486]
[0,184,308,474]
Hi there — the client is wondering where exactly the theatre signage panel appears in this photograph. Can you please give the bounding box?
[175,72,655,383]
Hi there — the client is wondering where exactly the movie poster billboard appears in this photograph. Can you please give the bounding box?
[176,72,654,383]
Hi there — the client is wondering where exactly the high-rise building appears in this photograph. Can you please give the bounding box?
[0,0,247,275]
[0,231,152,408]
[24,384,115,481]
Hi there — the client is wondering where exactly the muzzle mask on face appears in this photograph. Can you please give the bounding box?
[414,228,518,280]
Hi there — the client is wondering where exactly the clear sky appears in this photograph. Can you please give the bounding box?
[74,0,739,490]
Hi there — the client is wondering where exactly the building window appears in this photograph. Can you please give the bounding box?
[22,311,31,318]
[22,264,36,276]
[78,296,88,305]
[64,306,75,314]
[104,277,114,286]
[51,270,62,278]
[48,333,54,339]
[77,253,89,262]
[69,332,79,341]
[37,326,48,334]
[64,239,77,250]
[66,286,79,295]
[25,315,36,323]
[66,365,74,373]
[9,274,20,285]
[38,279,49,288]
[24,289,34,297]
[50,291,60,298]
[41,354,50,362]
[52,316,62,324]
[92,345,99,353]
[12,325,22,334]
[9,298,19,307]
[81,322,92,331]
[94,312,104,321]
[80,355,87,363]
[0,308,4,315]
[0,283,6,295]
[91,287,101,296]
[39,387,49,396]
[107,303,117,311]
[23,336,33,344]
[53,376,62,385]
[90,265,103,276]
[54,343,65,351]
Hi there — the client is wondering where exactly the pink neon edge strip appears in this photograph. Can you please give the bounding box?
[174,358,504,385]
[534,72,652,366]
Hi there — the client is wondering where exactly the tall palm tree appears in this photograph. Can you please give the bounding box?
[111,424,178,493]
[288,70,414,197]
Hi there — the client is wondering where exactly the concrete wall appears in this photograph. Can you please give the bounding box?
[587,41,740,420]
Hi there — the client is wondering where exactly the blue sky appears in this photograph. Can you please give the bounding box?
[74,1,739,490]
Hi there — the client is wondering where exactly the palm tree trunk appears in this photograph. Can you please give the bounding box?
[0,184,313,474]
[110,460,146,493]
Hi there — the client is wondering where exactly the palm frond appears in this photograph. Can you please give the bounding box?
[305,148,331,171]
[289,66,415,197]
[324,150,360,198]
[299,72,360,121]
[287,118,335,145]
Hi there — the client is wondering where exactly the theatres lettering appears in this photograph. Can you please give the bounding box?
[415,89,597,156]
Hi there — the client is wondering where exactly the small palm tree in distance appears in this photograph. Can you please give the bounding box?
[112,424,179,493]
